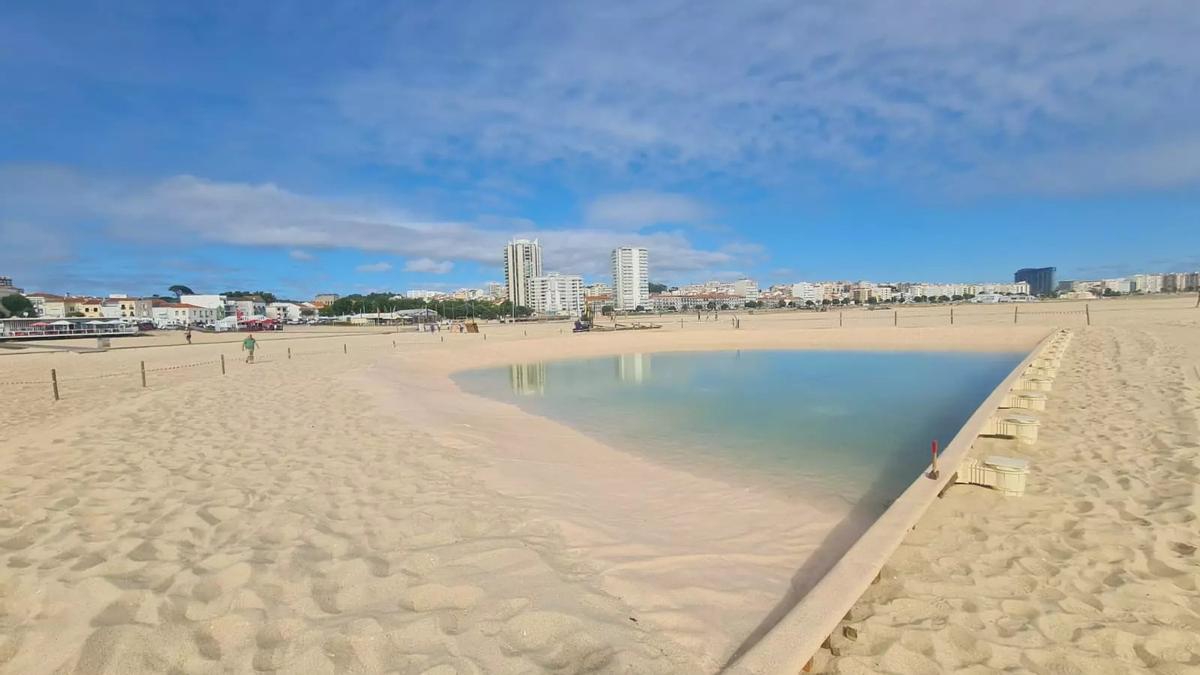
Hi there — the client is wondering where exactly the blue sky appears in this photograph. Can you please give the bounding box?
[2,1,1198,299]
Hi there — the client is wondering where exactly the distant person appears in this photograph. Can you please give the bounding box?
[185,327,192,344]
[242,334,257,363]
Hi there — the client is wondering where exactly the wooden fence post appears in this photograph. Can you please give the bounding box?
[51,368,59,401]
[287,347,292,360]
[839,311,843,327]
[894,310,898,327]
[950,307,954,325]
[140,361,147,388]
[1014,305,1018,324]
[1085,303,1091,326]
[343,343,347,354]
[220,354,226,375]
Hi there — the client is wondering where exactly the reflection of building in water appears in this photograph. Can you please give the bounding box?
[616,353,651,383]
[509,362,547,395]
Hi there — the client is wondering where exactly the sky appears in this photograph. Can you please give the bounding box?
[2,0,1199,299]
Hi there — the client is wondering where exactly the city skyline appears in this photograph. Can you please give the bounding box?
[3,2,1200,297]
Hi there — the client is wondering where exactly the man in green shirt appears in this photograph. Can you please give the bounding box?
[242,334,257,363]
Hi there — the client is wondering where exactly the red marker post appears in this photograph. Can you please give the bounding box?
[928,439,940,479]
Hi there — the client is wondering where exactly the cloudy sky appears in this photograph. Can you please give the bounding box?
[2,1,1198,297]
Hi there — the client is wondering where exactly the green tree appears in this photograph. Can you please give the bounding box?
[648,282,668,293]
[601,305,614,316]
[805,300,816,308]
[224,290,278,303]
[0,293,35,317]
[867,296,879,305]
[169,284,195,300]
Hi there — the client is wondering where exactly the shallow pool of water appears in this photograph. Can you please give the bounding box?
[455,349,1023,513]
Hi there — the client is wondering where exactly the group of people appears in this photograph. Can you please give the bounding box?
[182,327,259,363]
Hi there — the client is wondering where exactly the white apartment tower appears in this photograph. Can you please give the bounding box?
[528,273,585,317]
[611,246,649,310]
[504,239,543,308]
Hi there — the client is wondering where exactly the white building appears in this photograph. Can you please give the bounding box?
[180,294,226,314]
[406,289,439,300]
[528,273,584,317]
[611,246,649,311]
[584,281,612,297]
[267,302,314,322]
[151,303,219,326]
[483,282,505,300]
[1130,274,1163,294]
[730,279,760,300]
[1102,278,1132,294]
[504,239,543,308]
[225,297,267,319]
[791,283,823,306]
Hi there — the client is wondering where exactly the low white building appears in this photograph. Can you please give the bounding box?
[225,297,267,319]
[528,273,584,317]
[151,303,219,326]
[267,301,313,322]
[180,294,226,312]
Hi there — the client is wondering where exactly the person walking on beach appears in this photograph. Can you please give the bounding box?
[185,327,192,344]
[242,334,257,363]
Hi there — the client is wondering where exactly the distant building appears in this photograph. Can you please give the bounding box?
[790,283,822,306]
[483,282,506,300]
[611,246,649,311]
[315,293,340,304]
[1014,267,1057,297]
[0,276,25,298]
[528,273,584,317]
[730,278,760,300]
[405,289,439,300]
[151,303,218,326]
[584,294,612,317]
[504,239,543,308]
[226,297,267,319]
[180,294,226,312]
[584,282,612,297]
[267,301,314,322]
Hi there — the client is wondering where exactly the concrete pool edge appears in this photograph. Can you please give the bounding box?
[723,327,1063,674]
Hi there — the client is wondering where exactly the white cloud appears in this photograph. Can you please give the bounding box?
[289,249,314,261]
[0,165,751,285]
[585,191,709,228]
[327,0,1200,196]
[356,261,393,273]
[403,258,454,274]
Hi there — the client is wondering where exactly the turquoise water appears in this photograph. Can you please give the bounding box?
[454,350,1023,512]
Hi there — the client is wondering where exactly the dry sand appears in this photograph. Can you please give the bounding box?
[820,300,1200,674]
[0,297,1196,673]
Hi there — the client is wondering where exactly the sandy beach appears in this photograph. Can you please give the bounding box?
[2,297,1197,673]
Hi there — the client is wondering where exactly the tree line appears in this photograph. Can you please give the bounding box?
[319,293,532,320]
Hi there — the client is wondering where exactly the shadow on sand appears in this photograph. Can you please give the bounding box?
[720,443,931,670]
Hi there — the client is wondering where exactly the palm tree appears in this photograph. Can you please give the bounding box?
[169,284,195,301]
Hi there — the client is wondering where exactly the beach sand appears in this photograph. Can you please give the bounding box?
[1,297,1196,673]
[820,302,1200,674]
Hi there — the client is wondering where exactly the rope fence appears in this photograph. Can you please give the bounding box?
[0,338,415,401]
[3,302,1195,401]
